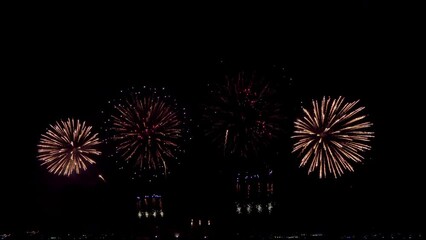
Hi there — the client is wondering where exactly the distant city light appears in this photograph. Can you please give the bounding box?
[256,204,262,213]
[246,204,252,214]
[268,202,273,214]
[236,206,242,214]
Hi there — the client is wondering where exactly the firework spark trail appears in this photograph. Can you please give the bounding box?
[38,118,101,176]
[292,96,374,178]
[204,72,283,158]
[109,91,185,174]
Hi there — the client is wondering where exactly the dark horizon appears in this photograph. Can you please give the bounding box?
[1,3,423,236]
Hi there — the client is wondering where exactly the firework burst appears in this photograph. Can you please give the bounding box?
[204,72,283,159]
[106,87,187,175]
[292,96,374,178]
[37,118,101,176]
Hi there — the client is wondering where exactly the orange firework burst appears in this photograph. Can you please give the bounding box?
[108,89,185,174]
[292,96,374,178]
[37,118,101,176]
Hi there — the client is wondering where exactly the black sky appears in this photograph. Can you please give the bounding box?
[1,3,423,234]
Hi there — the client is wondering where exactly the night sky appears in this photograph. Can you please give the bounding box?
[1,3,423,235]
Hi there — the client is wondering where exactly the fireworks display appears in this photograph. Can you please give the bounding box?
[106,87,187,175]
[204,72,283,159]
[37,118,101,176]
[292,96,374,178]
